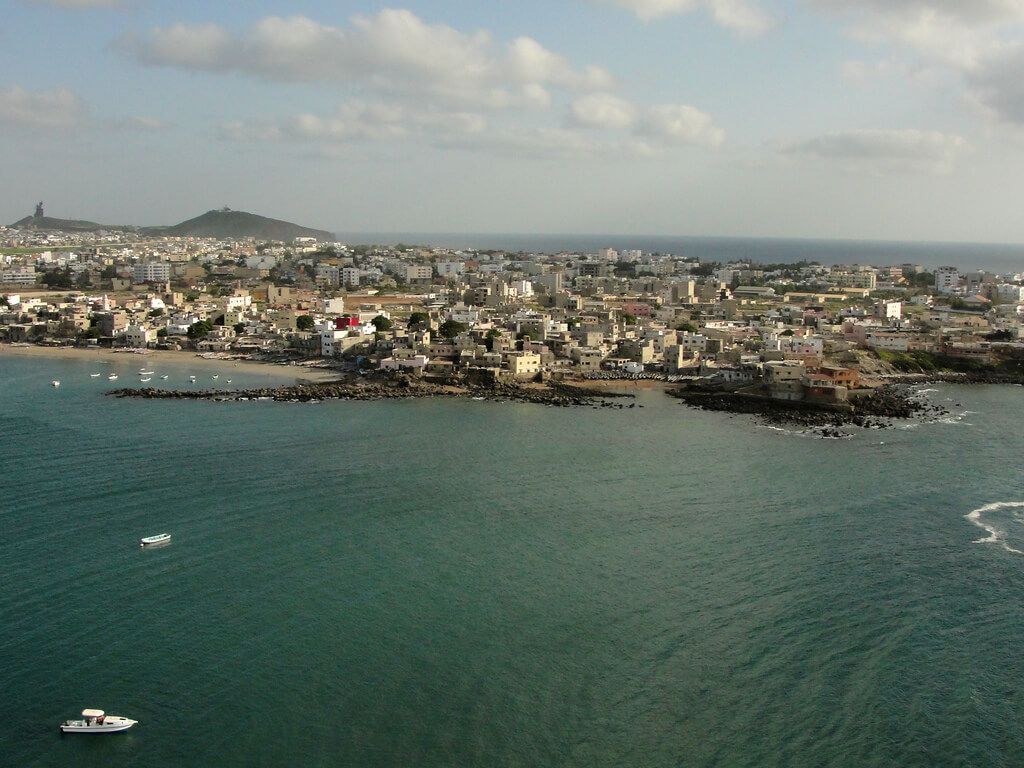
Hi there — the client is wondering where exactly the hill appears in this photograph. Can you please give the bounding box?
[148,209,335,242]
[8,207,334,242]
[9,215,124,232]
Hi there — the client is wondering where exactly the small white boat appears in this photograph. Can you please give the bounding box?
[90,373,101,378]
[140,533,171,547]
[51,380,60,387]
[139,370,154,375]
[160,374,169,380]
[107,374,118,381]
[212,374,219,379]
[139,378,151,382]
[61,709,137,734]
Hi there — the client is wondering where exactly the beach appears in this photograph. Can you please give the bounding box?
[0,343,343,383]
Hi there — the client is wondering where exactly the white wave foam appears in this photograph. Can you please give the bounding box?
[966,501,1024,554]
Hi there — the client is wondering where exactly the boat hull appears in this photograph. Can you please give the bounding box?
[140,533,171,547]
[61,716,137,733]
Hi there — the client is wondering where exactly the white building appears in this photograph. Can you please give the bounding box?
[134,262,170,283]
[935,266,960,293]
[436,261,465,278]
[1,267,36,285]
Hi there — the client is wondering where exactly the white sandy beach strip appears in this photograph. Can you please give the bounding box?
[0,344,342,383]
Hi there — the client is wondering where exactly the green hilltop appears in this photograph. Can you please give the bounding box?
[145,208,335,242]
[9,206,335,242]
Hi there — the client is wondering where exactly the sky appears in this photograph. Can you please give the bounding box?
[4,0,1024,244]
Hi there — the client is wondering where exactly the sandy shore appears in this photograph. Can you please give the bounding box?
[0,343,343,383]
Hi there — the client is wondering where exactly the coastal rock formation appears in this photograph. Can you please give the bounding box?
[667,383,945,429]
[106,375,632,408]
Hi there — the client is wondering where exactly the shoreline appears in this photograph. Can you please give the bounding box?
[0,343,343,383]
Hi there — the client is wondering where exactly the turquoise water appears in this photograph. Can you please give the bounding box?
[3,355,1024,766]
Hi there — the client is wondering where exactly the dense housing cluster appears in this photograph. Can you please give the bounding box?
[4,225,1024,402]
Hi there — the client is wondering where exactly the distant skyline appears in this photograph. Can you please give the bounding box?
[4,1,1024,244]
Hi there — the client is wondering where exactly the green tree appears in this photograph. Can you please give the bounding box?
[438,319,467,339]
[41,267,73,289]
[233,322,246,335]
[100,265,118,280]
[148,308,164,318]
[408,311,430,329]
[370,315,393,331]
[187,320,214,340]
[676,322,697,333]
[156,328,168,338]
[620,313,637,325]
[296,314,315,331]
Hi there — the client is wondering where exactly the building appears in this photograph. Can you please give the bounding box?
[507,351,541,377]
[134,262,170,283]
[934,266,960,293]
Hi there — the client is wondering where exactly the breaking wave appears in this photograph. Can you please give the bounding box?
[966,501,1024,554]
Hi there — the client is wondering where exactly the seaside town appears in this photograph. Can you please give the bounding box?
[4,206,1024,416]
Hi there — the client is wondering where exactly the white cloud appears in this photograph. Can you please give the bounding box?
[569,93,638,129]
[117,10,614,110]
[221,101,487,145]
[0,85,87,128]
[781,128,968,173]
[966,44,1024,124]
[600,0,773,36]
[640,104,725,147]
[809,0,1024,68]
[810,1,1024,132]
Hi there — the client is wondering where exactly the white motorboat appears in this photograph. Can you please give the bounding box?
[90,373,101,377]
[139,371,154,375]
[61,709,137,734]
[139,378,151,382]
[160,374,169,379]
[107,374,118,381]
[51,380,60,387]
[140,533,171,547]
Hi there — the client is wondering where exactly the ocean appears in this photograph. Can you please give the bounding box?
[334,232,1024,274]
[3,354,1024,767]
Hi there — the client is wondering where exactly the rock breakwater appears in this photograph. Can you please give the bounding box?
[107,375,638,408]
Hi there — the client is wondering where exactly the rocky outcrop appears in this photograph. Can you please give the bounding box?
[668,383,946,428]
[106,375,639,408]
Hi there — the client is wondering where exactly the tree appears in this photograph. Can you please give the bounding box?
[408,311,430,329]
[438,319,467,339]
[370,315,393,331]
[676,322,697,333]
[41,267,73,289]
[187,320,214,340]
[233,322,246,335]
[148,308,164,318]
[156,328,168,338]
[100,265,118,280]
[621,313,637,325]
[296,314,315,331]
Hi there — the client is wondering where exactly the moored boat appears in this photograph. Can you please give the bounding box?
[107,374,118,380]
[61,709,137,734]
[140,533,171,547]
[51,380,60,387]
